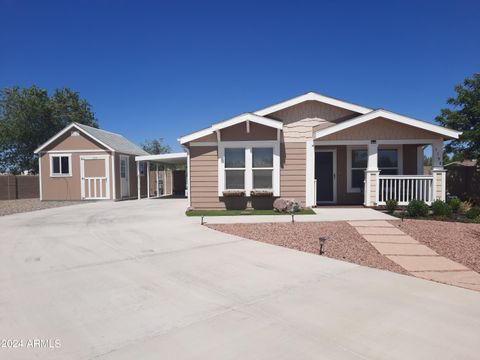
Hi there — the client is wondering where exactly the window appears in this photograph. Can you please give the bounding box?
[351,149,367,189]
[140,162,146,176]
[219,142,280,196]
[252,147,273,189]
[348,147,400,192]
[225,148,245,189]
[378,149,398,175]
[50,154,71,176]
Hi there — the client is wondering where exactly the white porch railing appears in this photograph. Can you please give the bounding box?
[378,175,434,205]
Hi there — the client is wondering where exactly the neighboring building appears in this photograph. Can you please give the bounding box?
[34,123,149,201]
[179,92,461,209]
[445,160,479,203]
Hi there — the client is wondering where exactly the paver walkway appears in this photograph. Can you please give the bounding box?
[348,220,480,292]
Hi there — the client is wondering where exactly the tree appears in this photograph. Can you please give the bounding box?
[436,73,480,162]
[141,138,171,155]
[0,85,97,174]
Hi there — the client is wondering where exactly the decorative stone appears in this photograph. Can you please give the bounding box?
[273,198,301,213]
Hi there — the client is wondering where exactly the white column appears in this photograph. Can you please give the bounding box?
[146,161,150,198]
[431,140,446,200]
[156,163,159,198]
[367,142,378,171]
[432,140,444,171]
[365,141,379,206]
[305,140,315,207]
[111,152,116,200]
[137,161,141,200]
[416,146,424,175]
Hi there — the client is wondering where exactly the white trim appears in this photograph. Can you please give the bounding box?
[49,153,72,177]
[179,113,283,144]
[315,148,337,204]
[34,123,114,153]
[135,152,187,162]
[218,140,280,196]
[305,140,315,207]
[189,142,218,147]
[186,148,191,207]
[111,152,116,200]
[80,155,110,200]
[254,92,372,116]
[38,155,43,201]
[137,161,141,200]
[146,161,150,198]
[314,109,461,140]
[346,145,403,193]
[46,149,107,153]
[314,139,447,146]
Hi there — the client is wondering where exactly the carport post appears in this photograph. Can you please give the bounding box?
[137,161,141,200]
[156,163,159,198]
[146,161,150,199]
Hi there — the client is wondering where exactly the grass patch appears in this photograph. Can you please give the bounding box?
[186,209,316,217]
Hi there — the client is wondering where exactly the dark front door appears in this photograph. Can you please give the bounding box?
[315,151,334,203]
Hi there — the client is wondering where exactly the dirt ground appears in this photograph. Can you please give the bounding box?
[0,199,82,216]
[393,219,480,273]
[208,222,408,275]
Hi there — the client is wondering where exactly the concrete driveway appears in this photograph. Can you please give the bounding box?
[1,199,479,359]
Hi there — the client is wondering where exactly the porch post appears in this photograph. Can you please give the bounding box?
[365,141,379,207]
[156,163,159,198]
[137,161,141,200]
[146,161,150,198]
[431,140,446,201]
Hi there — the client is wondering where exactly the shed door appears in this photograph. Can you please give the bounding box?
[81,156,110,200]
[120,155,130,198]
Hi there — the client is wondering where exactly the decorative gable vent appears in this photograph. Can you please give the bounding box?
[71,131,80,137]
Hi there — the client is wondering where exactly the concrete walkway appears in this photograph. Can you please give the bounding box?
[349,220,480,291]
[205,208,396,224]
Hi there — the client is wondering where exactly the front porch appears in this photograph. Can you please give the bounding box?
[309,140,447,207]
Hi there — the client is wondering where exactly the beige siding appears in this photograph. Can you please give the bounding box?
[190,146,221,209]
[267,101,358,142]
[280,142,306,204]
[321,118,444,141]
[220,122,277,141]
[48,131,106,151]
[41,152,113,201]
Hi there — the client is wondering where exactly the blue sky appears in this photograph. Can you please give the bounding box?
[1,0,478,151]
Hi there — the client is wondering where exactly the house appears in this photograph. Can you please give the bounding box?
[34,123,149,201]
[178,92,461,209]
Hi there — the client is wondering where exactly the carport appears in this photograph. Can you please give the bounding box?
[135,152,187,200]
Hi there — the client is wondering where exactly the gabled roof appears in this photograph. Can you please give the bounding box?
[34,123,149,155]
[314,109,462,140]
[254,91,373,116]
[179,113,282,144]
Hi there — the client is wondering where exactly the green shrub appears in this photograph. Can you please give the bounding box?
[447,197,461,213]
[406,199,429,218]
[431,200,452,217]
[466,207,480,220]
[385,199,398,214]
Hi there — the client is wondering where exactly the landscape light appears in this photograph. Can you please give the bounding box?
[319,237,327,255]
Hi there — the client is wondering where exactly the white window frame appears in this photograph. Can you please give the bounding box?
[347,145,402,193]
[49,153,72,177]
[218,141,280,196]
[252,147,274,191]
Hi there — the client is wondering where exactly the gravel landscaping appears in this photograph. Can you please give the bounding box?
[0,199,82,216]
[394,219,480,273]
[208,222,408,275]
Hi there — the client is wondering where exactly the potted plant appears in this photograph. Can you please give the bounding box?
[222,190,245,197]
